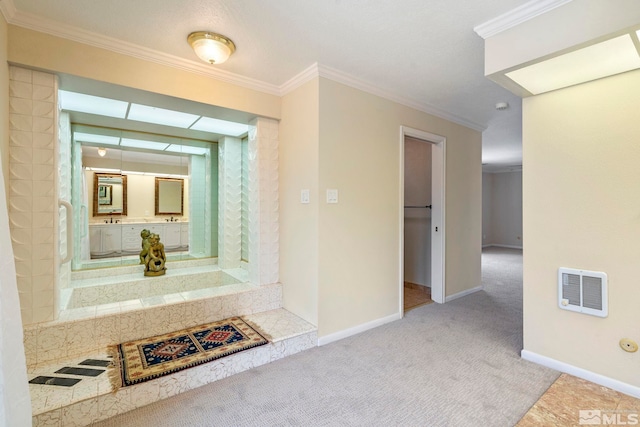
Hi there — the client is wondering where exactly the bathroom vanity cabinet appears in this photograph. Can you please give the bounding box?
[89,222,188,258]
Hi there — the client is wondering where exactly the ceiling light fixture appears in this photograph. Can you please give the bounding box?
[97,147,107,157]
[495,102,509,110]
[187,31,236,65]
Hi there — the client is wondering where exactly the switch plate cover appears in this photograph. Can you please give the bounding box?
[327,189,338,203]
[301,189,310,204]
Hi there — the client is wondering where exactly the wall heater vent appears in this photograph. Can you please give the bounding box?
[558,268,607,317]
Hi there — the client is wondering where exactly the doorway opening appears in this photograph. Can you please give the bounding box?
[399,127,445,314]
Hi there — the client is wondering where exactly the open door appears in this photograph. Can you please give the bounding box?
[399,126,446,313]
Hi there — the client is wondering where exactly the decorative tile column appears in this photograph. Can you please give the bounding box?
[218,136,242,269]
[248,117,279,285]
[8,66,58,325]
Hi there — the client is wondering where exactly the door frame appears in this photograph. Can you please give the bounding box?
[399,126,446,312]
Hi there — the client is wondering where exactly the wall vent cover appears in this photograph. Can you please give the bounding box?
[558,268,607,317]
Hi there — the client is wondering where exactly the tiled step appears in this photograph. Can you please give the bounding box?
[24,282,282,368]
[30,309,317,427]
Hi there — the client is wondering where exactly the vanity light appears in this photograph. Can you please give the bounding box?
[187,31,236,65]
[97,147,107,157]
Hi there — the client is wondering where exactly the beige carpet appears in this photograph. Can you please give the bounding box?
[94,247,559,426]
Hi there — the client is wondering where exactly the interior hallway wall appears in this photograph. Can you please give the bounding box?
[523,69,640,389]
[404,137,431,286]
[483,171,522,248]
[318,78,481,337]
[279,78,319,326]
[482,172,493,246]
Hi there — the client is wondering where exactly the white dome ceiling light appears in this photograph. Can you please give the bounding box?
[187,31,236,65]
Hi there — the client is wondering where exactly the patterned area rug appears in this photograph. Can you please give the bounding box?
[109,317,268,389]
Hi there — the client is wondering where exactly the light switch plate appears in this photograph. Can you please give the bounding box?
[327,189,338,204]
[301,189,310,204]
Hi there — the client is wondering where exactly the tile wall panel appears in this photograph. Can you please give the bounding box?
[8,66,58,325]
[241,139,249,261]
[58,112,72,300]
[188,156,206,255]
[218,137,242,269]
[248,117,279,286]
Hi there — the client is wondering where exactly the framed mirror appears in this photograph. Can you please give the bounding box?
[155,177,184,215]
[93,173,127,216]
[98,184,112,205]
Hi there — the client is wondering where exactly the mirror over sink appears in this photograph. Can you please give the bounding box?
[155,177,184,216]
[77,128,211,269]
[93,173,127,216]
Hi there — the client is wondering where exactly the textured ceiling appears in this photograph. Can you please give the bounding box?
[9,0,527,170]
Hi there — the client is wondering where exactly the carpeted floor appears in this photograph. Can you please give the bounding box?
[94,247,559,426]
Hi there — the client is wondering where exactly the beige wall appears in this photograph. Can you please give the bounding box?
[0,14,8,194]
[279,78,320,325]
[317,78,481,336]
[523,69,640,387]
[443,126,482,296]
[7,25,281,121]
[483,171,522,247]
[482,172,493,246]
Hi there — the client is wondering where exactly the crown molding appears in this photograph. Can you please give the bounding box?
[5,6,281,96]
[474,0,573,39]
[280,63,484,131]
[0,0,17,22]
[6,1,484,132]
[279,63,320,96]
[317,64,485,131]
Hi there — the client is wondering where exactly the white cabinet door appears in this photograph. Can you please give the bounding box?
[102,226,122,255]
[122,225,144,253]
[89,226,102,256]
[164,224,182,249]
[180,224,189,248]
[148,225,164,236]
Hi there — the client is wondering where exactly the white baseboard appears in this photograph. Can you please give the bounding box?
[521,349,640,398]
[317,312,402,346]
[445,285,483,302]
[484,244,523,250]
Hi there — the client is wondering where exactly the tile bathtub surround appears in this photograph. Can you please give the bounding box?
[24,283,283,367]
[9,66,59,325]
[30,309,317,426]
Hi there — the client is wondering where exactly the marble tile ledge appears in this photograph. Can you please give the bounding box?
[30,308,317,426]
